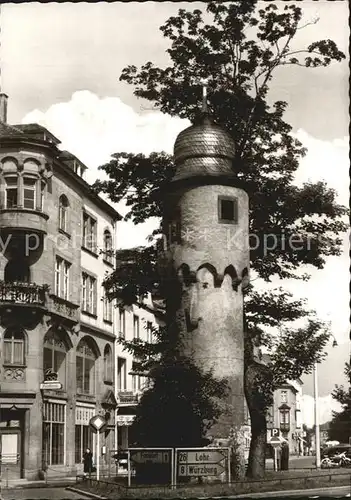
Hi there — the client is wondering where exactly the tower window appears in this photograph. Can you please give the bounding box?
[218,196,238,224]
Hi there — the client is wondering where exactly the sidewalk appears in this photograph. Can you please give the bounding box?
[0,477,77,490]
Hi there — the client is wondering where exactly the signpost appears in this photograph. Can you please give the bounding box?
[89,415,106,480]
[39,381,62,390]
[127,448,174,487]
[175,448,229,486]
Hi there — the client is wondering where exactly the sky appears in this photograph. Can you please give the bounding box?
[1,1,349,424]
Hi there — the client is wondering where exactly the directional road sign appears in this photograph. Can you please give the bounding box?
[130,450,170,464]
[178,450,226,464]
[178,462,225,477]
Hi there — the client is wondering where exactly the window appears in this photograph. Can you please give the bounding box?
[5,177,18,208]
[82,212,97,253]
[103,230,113,264]
[119,308,126,338]
[59,195,69,232]
[146,321,153,344]
[117,357,126,391]
[75,406,94,463]
[81,273,97,315]
[4,328,25,365]
[42,402,66,466]
[55,257,71,300]
[218,196,238,223]
[133,315,139,339]
[103,290,113,323]
[280,409,290,425]
[43,330,67,389]
[76,338,96,394]
[104,344,113,383]
[132,374,137,392]
[23,177,36,209]
[266,406,274,427]
[281,390,288,403]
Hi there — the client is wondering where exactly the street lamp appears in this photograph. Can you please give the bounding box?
[314,333,338,469]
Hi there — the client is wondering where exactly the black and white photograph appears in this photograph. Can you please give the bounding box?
[0,2,349,499]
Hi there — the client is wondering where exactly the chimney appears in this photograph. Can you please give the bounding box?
[0,93,8,123]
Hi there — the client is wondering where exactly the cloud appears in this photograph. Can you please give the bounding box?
[302,394,342,428]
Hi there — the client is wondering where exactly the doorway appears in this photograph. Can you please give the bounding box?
[0,429,21,479]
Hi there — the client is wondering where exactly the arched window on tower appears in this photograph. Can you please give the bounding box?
[43,330,68,389]
[58,195,69,233]
[76,338,97,395]
[4,328,25,365]
[103,229,113,264]
[103,344,113,384]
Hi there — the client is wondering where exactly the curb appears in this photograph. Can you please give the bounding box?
[66,486,107,499]
[2,481,76,490]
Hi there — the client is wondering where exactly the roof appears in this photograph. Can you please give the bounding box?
[14,123,61,145]
[0,121,26,139]
[172,112,235,182]
[59,150,88,171]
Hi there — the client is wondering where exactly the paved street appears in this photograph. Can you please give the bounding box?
[266,455,316,470]
[232,485,351,498]
[2,487,87,500]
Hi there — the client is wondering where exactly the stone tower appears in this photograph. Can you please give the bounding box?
[162,84,250,450]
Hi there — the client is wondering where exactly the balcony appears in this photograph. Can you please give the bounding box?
[117,391,139,406]
[0,208,49,235]
[0,281,47,308]
[280,423,290,432]
[48,294,79,323]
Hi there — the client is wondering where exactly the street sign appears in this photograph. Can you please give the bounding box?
[89,415,106,432]
[130,450,170,464]
[271,428,280,438]
[269,437,282,448]
[178,462,225,477]
[40,381,62,390]
[178,450,226,464]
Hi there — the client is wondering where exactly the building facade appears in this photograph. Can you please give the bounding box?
[115,296,158,451]
[0,93,121,479]
[266,380,304,455]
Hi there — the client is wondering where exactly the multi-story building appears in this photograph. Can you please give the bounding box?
[0,93,121,479]
[115,294,159,451]
[267,379,304,455]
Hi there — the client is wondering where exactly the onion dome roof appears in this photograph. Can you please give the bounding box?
[172,111,235,182]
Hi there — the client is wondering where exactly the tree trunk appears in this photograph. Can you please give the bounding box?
[244,361,269,479]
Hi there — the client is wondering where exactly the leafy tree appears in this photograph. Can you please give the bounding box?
[96,2,346,478]
[328,363,351,444]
